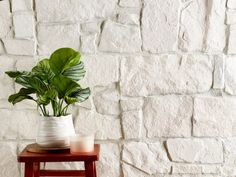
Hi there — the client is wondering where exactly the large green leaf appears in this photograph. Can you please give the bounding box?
[52,75,79,99]
[37,89,57,105]
[63,61,86,81]
[32,59,54,82]
[49,48,81,75]
[65,87,90,104]
[5,71,29,78]
[8,88,35,105]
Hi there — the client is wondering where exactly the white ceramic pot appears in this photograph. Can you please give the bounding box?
[36,114,75,148]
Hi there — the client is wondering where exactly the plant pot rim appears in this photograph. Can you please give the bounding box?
[39,114,72,119]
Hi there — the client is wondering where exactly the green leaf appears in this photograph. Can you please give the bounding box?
[32,59,54,82]
[37,88,57,105]
[63,61,86,81]
[5,71,31,78]
[8,88,35,105]
[49,48,81,75]
[52,75,79,99]
[65,87,90,104]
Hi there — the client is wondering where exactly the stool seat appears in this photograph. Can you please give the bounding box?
[18,143,99,177]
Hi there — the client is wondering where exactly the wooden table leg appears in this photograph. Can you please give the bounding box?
[24,162,33,177]
[85,161,96,177]
[93,162,97,177]
[33,162,40,177]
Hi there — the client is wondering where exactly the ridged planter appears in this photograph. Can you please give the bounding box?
[36,114,75,148]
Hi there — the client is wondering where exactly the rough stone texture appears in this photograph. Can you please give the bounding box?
[13,12,35,39]
[118,13,140,25]
[166,138,223,164]
[93,87,120,115]
[122,142,170,174]
[227,10,236,24]
[0,55,15,99]
[225,56,236,94]
[172,164,220,174]
[80,34,97,54]
[36,0,118,22]
[81,22,101,33]
[37,23,80,55]
[142,0,179,53]
[0,0,236,176]
[122,110,142,139]
[122,163,150,177]
[213,55,224,89]
[227,0,236,9]
[0,0,11,38]
[143,95,192,138]
[228,25,236,54]
[119,0,140,7]
[12,0,33,12]
[121,54,213,96]
[99,20,142,53]
[193,96,236,137]
[74,108,122,140]
[0,142,19,177]
[81,55,119,86]
[97,143,120,177]
[3,39,36,55]
[120,98,143,111]
[179,0,226,52]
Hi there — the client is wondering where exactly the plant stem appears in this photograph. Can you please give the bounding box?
[61,104,69,115]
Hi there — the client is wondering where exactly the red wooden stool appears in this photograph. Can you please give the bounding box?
[18,143,100,177]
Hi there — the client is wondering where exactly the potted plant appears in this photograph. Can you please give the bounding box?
[5,48,90,148]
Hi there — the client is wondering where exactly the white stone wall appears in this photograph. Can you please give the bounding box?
[0,0,236,177]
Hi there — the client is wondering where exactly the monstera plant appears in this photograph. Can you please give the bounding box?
[5,48,91,148]
[6,48,90,117]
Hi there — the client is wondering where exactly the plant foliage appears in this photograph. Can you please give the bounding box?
[6,48,90,117]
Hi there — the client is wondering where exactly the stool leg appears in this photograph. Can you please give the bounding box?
[93,162,97,177]
[85,161,96,177]
[24,162,33,177]
[33,162,40,177]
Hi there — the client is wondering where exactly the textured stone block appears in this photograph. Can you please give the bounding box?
[179,0,226,52]
[122,142,170,174]
[3,39,36,55]
[93,87,120,115]
[167,138,223,163]
[0,0,11,38]
[213,55,224,89]
[228,0,236,9]
[120,98,143,111]
[172,164,220,174]
[228,25,236,54]
[142,0,179,53]
[0,142,19,177]
[222,138,236,165]
[74,108,122,140]
[13,12,35,38]
[122,163,150,177]
[37,23,80,55]
[36,0,117,22]
[81,55,119,86]
[81,22,101,33]
[122,110,142,139]
[12,0,33,12]
[225,56,236,94]
[99,20,141,53]
[118,13,139,25]
[143,95,192,138]
[193,96,236,137]
[0,55,15,99]
[226,10,236,24]
[80,34,97,54]
[120,54,213,96]
[119,0,141,7]
[97,143,120,177]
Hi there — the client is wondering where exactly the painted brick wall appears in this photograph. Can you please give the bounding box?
[0,0,236,177]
